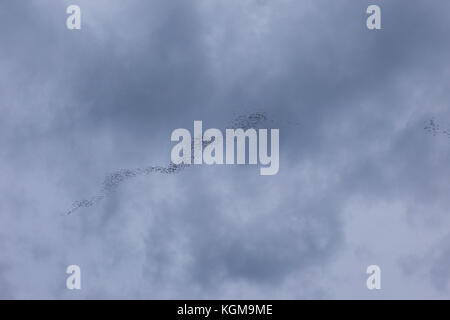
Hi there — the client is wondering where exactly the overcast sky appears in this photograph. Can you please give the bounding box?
[1,0,450,299]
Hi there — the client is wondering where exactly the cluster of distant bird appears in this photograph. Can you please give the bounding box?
[64,116,448,215]
[424,118,450,138]
[65,111,296,215]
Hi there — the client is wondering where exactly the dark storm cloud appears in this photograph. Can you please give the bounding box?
[1,0,450,298]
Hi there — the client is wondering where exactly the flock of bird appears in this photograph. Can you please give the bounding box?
[65,111,282,215]
[424,118,450,138]
[64,115,447,215]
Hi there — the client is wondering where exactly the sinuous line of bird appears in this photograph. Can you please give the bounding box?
[65,112,296,215]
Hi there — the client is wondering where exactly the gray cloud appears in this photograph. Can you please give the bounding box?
[1,0,450,299]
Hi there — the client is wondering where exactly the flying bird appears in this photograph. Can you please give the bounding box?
[65,111,296,215]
